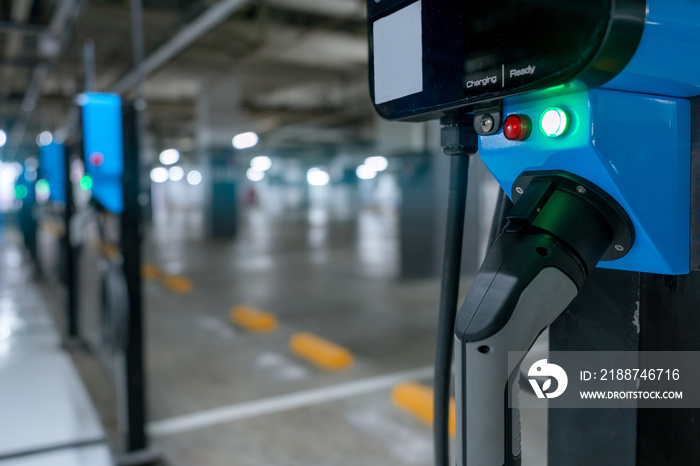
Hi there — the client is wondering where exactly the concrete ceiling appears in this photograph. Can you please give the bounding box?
[0,0,378,160]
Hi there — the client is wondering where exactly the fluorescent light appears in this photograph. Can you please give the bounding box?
[0,130,6,147]
[307,168,330,187]
[232,132,259,150]
[356,164,377,180]
[1,163,21,184]
[250,155,272,171]
[159,148,180,165]
[187,170,202,186]
[36,131,53,147]
[150,167,168,183]
[246,168,265,182]
[168,166,184,181]
[364,156,388,172]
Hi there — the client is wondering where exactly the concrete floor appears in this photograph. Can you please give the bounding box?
[30,204,547,466]
[0,229,112,466]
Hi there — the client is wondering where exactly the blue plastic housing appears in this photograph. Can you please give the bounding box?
[80,93,124,214]
[39,142,66,203]
[604,0,700,98]
[479,88,690,275]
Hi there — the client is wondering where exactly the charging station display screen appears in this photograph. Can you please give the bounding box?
[368,0,644,121]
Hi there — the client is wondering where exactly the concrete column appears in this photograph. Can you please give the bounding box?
[386,117,491,279]
[196,78,247,238]
[206,149,238,237]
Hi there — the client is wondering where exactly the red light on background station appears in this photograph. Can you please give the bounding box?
[503,114,531,141]
[89,152,104,167]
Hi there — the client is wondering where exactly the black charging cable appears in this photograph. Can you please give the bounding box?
[434,115,477,466]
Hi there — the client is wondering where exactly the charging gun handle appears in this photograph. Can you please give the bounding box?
[453,171,635,466]
[454,232,583,466]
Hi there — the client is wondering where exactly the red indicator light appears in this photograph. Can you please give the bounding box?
[503,114,531,141]
[89,152,104,167]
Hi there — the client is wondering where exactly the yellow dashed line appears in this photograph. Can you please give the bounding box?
[391,382,456,437]
[101,243,121,260]
[230,305,278,332]
[90,240,121,260]
[289,332,354,371]
[41,220,65,237]
[141,263,163,280]
[161,275,193,293]
[139,263,193,294]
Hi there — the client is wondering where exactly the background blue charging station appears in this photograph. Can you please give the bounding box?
[479,88,690,275]
[80,92,124,215]
[39,142,66,203]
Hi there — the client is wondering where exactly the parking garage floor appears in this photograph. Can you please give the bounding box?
[24,204,546,466]
[0,229,111,466]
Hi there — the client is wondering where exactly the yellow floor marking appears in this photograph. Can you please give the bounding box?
[141,263,163,280]
[391,382,456,437]
[289,332,354,371]
[41,220,65,237]
[100,242,120,260]
[161,275,193,293]
[230,305,278,332]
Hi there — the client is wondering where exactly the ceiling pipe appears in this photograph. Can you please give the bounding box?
[21,0,83,112]
[0,20,47,37]
[6,0,85,157]
[3,0,33,53]
[109,0,250,95]
[1,0,33,97]
[54,0,249,144]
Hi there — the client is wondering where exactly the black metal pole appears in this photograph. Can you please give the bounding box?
[83,40,96,92]
[120,103,147,452]
[64,145,79,340]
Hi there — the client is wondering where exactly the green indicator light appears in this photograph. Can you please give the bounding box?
[80,174,93,191]
[36,179,50,196]
[14,185,28,199]
[540,107,570,137]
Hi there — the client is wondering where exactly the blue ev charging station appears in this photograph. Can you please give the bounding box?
[16,162,40,276]
[368,1,700,465]
[80,92,124,215]
[38,142,67,203]
[77,93,154,463]
[37,141,79,337]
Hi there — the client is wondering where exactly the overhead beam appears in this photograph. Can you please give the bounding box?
[266,0,364,19]
[0,0,33,94]
[5,0,84,156]
[109,0,249,95]
[3,0,33,57]
[0,56,46,68]
[0,20,47,37]
[20,0,82,111]
[21,0,83,112]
